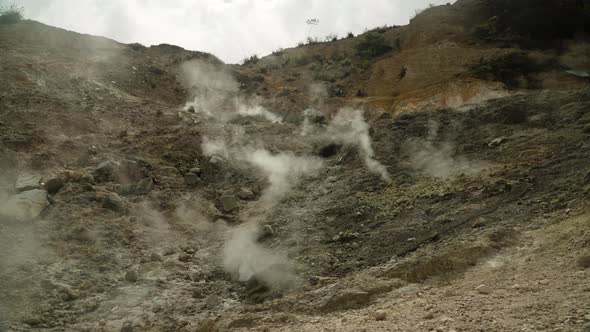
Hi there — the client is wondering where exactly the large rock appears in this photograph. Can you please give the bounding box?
[93,161,117,182]
[220,195,238,213]
[102,193,125,212]
[134,177,154,195]
[237,188,255,200]
[1,189,49,221]
[15,175,42,192]
[44,178,65,195]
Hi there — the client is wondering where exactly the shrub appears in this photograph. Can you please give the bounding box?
[469,53,555,89]
[242,55,259,66]
[324,34,338,42]
[347,32,355,38]
[0,4,23,24]
[355,32,392,59]
[476,0,590,48]
[306,37,319,45]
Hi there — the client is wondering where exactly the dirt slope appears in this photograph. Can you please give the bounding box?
[1,1,590,332]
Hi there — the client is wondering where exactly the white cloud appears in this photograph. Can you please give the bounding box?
[16,0,455,63]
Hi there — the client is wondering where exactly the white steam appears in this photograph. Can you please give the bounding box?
[405,120,486,178]
[325,108,391,182]
[223,224,296,290]
[181,60,282,123]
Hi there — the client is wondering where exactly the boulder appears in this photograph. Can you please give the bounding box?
[134,177,154,195]
[220,195,238,213]
[93,161,116,182]
[1,189,49,221]
[44,178,65,195]
[184,173,200,186]
[15,175,42,192]
[237,188,255,200]
[102,193,125,212]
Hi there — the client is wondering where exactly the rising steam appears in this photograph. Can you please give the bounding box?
[181,60,282,123]
[325,108,391,182]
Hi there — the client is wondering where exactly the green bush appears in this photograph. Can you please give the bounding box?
[0,4,23,24]
[355,32,392,59]
[242,55,259,66]
[477,0,590,48]
[469,53,555,89]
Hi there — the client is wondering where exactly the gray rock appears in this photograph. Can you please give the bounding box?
[125,269,138,282]
[476,284,491,294]
[135,177,154,195]
[374,310,387,321]
[189,167,202,176]
[115,184,135,196]
[15,175,42,192]
[44,178,65,195]
[220,195,238,212]
[262,224,275,237]
[102,193,125,212]
[79,173,95,184]
[121,321,134,332]
[488,137,507,147]
[1,189,49,221]
[150,252,163,262]
[209,155,225,165]
[184,173,200,186]
[237,187,255,200]
[93,161,116,182]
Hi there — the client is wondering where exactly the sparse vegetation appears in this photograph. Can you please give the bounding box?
[325,34,338,42]
[469,53,555,89]
[242,54,259,66]
[346,32,354,38]
[355,32,392,59]
[0,4,23,24]
[476,0,590,48]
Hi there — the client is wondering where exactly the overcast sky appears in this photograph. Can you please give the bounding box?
[12,0,455,63]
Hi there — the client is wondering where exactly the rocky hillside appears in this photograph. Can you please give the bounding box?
[1,1,589,331]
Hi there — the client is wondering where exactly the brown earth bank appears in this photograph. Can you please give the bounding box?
[1,1,589,331]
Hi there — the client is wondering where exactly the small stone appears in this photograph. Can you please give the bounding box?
[488,137,507,147]
[184,173,200,186]
[192,289,205,299]
[150,252,163,262]
[121,321,134,332]
[374,310,386,321]
[80,173,96,184]
[476,284,491,294]
[61,286,80,301]
[577,255,590,269]
[262,224,275,237]
[102,193,125,212]
[189,167,202,176]
[134,177,154,195]
[44,178,65,195]
[93,161,116,182]
[125,269,138,282]
[538,279,550,285]
[220,195,238,212]
[237,187,255,200]
[178,252,191,262]
[423,312,434,319]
